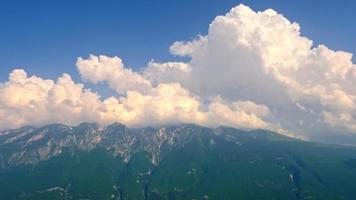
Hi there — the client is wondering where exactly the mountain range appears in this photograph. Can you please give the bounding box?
[1,123,356,199]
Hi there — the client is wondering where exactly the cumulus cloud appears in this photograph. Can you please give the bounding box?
[99,83,277,130]
[151,4,356,135]
[76,55,152,94]
[143,60,190,85]
[0,69,103,129]
[1,4,356,140]
[0,69,275,132]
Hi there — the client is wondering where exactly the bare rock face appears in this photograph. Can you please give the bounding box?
[0,123,215,167]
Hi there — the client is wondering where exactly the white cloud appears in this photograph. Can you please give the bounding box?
[0,70,103,129]
[143,61,190,85]
[98,83,276,130]
[0,68,276,133]
[170,35,207,57]
[76,55,152,94]
[1,4,356,139]
[207,97,272,130]
[159,4,356,134]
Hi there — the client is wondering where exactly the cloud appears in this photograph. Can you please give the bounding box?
[323,112,356,132]
[143,60,190,85]
[149,4,356,135]
[76,55,152,94]
[1,4,355,140]
[99,83,277,130]
[0,69,103,129]
[207,97,272,130]
[0,69,276,132]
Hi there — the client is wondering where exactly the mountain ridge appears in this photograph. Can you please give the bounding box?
[1,123,356,199]
[0,122,299,167]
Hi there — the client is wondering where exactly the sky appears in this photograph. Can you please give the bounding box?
[1,0,356,145]
[1,0,355,82]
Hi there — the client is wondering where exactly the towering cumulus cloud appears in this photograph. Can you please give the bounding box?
[1,4,355,140]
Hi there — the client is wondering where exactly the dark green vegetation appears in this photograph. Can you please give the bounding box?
[0,123,356,199]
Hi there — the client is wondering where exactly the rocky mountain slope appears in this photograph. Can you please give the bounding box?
[1,123,356,199]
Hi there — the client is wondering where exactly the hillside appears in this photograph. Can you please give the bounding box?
[0,123,356,199]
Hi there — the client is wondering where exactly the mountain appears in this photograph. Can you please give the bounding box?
[1,123,356,200]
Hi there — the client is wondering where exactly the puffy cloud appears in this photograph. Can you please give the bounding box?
[0,69,276,132]
[98,87,276,131]
[143,61,190,85]
[74,53,279,131]
[207,97,272,130]
[0,70,103,129]
[76,55,152,94]
[98,83,206,127]
[2,4,356,141]
[170,35,207,57]
[158,4,356,135]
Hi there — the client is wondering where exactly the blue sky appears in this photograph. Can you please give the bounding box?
[1,1,356,143]
[0,0,355,84]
